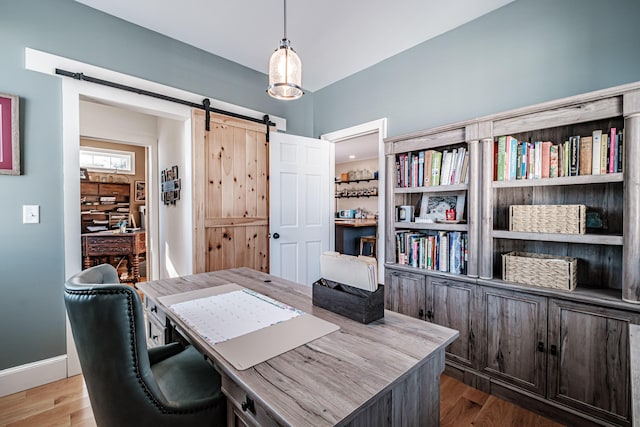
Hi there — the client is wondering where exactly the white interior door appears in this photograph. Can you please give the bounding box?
[270,132,331,285]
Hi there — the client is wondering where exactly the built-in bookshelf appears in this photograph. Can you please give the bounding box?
[385,123,479,279]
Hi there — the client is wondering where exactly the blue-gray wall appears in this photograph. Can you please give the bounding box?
[313,0,640,138]
[1,0,640,372]
[0,0,312,370]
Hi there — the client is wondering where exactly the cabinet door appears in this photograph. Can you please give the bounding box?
[385,269,426,320]
[482,287,547,396]
[548,299,640,425]
[427,277,477,368]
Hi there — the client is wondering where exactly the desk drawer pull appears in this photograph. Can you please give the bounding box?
[241,396,255,414]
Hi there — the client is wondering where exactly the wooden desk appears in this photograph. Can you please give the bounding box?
[138,268,458,427]
[81,230,146,283]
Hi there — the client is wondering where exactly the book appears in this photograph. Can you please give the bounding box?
[609,128,617,173]
[600,134,608,174]
[441,149,453,185]
[515,143,522,180]
[461,150,470,184]
[431,151,443,186]
[617,129,624,172]
[541,141,552,178]
[497,136,506,181]
[423,150,433,186]
[569,136,580,176]
[549,145,559,178]
[493,140,498,181]
[520,142,528,179]
[534,141,542,179]
[558,142,564,177]
[592,130,602,175]
[564,140,570,177]
[528,143,535,179]
[418,151,424,187]
[438,231,449,272]
[579,136,593,176]
[507,136,518,181]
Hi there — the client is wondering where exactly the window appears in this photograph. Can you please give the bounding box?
[80,147,135,174]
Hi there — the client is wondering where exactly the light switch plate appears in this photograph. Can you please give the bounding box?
[23,205,40,224]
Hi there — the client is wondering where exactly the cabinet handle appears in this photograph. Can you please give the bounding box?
[550,345,557,356]
[426,310,434,321]
[537,341,545,353]
[418,309,424,319]
[152,335,158,341]
[241,396,255,414]
[151,306,157,313]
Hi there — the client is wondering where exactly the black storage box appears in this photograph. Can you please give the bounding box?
[312,278,384,324]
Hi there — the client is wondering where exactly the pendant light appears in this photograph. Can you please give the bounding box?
[267,0,303,100]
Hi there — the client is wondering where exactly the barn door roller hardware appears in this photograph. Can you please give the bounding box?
[56,68,275,136]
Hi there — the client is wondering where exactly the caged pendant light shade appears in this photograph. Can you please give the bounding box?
[267,0,303,100]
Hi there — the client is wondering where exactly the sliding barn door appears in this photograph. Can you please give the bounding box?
[192,110,270,273]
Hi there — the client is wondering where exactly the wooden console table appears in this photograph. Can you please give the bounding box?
[81,230,146,283]
[138,268,458,426]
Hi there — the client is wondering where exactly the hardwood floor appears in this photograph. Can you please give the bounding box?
[0,374,563,426]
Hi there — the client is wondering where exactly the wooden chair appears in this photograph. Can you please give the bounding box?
[359,235,377,257]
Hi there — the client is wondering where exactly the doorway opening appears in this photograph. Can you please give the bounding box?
[79,136,149,283]
[321,119,387,284]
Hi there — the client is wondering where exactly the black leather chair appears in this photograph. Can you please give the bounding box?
[65,264,226,426]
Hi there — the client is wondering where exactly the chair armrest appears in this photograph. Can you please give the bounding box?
[148,342,184,365]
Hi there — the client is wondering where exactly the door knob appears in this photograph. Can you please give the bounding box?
[272,233,280,239]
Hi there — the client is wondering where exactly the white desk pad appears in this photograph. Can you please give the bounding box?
[159,283,339,370]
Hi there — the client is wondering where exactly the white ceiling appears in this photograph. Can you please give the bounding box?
[75,0,513,92]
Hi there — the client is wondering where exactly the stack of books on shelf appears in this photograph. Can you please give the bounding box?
[99,196,117,204]
[395,230,468,274]
[396,147,469,188]
[494,128,624,181]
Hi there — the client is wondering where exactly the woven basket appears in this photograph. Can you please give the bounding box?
[502,251,577,290]
[509,205,586,234]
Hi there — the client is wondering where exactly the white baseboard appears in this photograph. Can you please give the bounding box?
[0,355,68,397]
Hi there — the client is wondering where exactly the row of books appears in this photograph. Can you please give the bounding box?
[395,230,468,274]
[494,128,624,181]
[396,147,469,188]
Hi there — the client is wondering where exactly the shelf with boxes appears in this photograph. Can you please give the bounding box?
[481,100,630,296]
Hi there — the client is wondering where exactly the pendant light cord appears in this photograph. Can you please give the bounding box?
[283,0,287,40]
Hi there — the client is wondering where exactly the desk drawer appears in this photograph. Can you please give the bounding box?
[145,296,167,326]
[147,315,166,348]
[221,373,282,427]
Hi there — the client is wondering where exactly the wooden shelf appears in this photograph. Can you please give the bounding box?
[492,230,623,245]
[335,178,378,184]
[492,173,622,188]
[394,221,468,232]
[335,194,377,199]
[395,183,467,193]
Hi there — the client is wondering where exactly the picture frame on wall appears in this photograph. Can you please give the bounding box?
[0,93,20,175]
[135,180,146,202]
[80,168,89,180]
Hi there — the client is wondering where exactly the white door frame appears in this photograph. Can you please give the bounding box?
[320,118,387,283]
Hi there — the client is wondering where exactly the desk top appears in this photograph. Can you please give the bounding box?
[138,268,458,426]
[81,229,145,237]
[334,219,377,228]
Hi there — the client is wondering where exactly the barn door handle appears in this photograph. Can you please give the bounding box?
[418,309,424,319]
[272,233,280,239]
[550,345,557,356]
[537,341,545,352]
